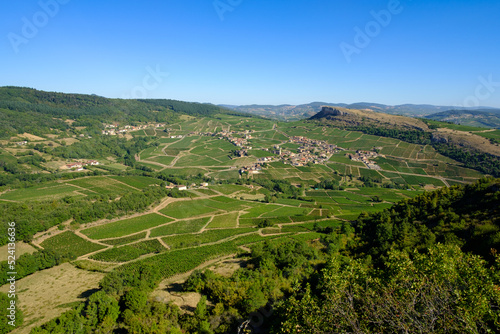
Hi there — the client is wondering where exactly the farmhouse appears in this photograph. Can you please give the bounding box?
[66,163,83,169]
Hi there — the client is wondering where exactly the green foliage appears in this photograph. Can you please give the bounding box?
[121,299,182,333]
[253,178,301,198]
[434,143,500,177]
[251,239,318,275]
[81,213,172,240]
[122,289,148,313]
[0,250,75,283]
[89,239,166,262]
[40,231,106,257]
[100,263,161,295]
[137,98,238,117]
[257,219,272,228]
[0,86,183,139]
[275,244,500,334]
[100,242,238,296]
[162,228,255,250]
[355,178,500,264]
[313,178,341,190]
[31,290,119,334]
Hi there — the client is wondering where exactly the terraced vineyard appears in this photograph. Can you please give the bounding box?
[4,114,487,271]
[33,181,421,270]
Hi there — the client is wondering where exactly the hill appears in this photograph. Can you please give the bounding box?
[426,109,500,128]
[309,106,429,131]
[0,86,242,139]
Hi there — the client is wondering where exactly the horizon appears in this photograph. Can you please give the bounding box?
[1,1,500,108]
[4,85,500,111]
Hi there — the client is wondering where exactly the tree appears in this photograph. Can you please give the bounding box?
[122,289,148,313]
[275,244,500,334]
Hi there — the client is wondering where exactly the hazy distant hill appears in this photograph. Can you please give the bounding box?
[223,102,500,120]
[425,109,500,129]
[220,102,345,120]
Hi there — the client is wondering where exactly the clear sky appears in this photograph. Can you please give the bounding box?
[1,0,500,107]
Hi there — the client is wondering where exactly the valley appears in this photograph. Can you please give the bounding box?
[0,88,499,333]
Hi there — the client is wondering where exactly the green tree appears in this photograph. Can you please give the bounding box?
[122,289,148,313]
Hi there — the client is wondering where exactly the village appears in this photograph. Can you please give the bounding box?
[347,150,383,170]
[281,136,341,166]
[197,131,384,176]
[101,123,166,135]
[64,127,382,175]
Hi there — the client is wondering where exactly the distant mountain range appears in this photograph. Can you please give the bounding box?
[424,109,500,129]
[221,102,500,128]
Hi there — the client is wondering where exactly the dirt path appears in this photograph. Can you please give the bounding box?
[74,230,110,247]
[104,176,141,191]
[199,216,214,233]
[62,182,99,194]
[151,254,241,311]
[157,237,171,250]
[0,198,19,203]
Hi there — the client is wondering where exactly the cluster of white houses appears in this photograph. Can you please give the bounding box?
[277,137,342,166]
[347,150,383,170]
[239,164,264,175]
[102,123,165,135]
[165,182,210,191]
[65,160,100,171]
[217,130,254,150]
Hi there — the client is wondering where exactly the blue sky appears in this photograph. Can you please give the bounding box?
[1,0,500,107]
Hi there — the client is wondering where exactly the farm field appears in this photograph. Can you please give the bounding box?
[149,217,210,237]
[65,176,140,196]
[41,231,106,257]
[207,212,240,228]
[107,175,160,189]
[0,182,83,201]
[0,242,36,261]
[89,239,167,262]
[81,213,173,239]
[161,227,256,250]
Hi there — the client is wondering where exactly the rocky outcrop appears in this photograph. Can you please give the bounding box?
[431,133,449,143]
[309,106,348,119]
